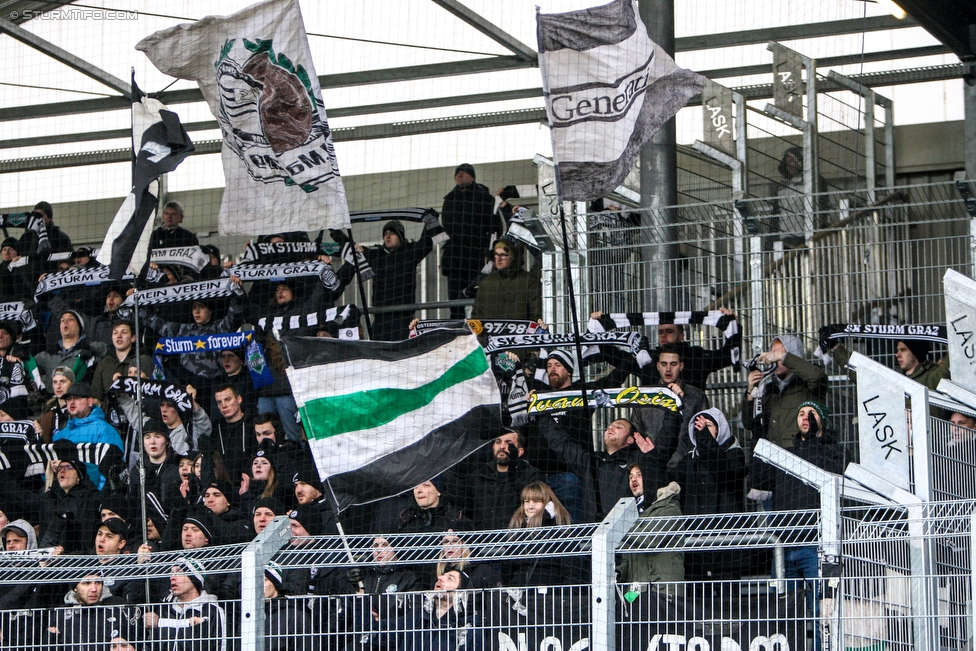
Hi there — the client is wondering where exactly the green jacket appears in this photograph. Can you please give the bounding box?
[616,483,685,592]
[740,352,828,449]
[470,267,542,321]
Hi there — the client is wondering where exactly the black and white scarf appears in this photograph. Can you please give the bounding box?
[24,441,123,472]
[239,240,320,264]
[150,245,209,272]
[350,207,449,245]
[411,319,543,338]
[122,277,243,307]
[816,322,948,361]
[35,265,113,297]
[0,301,37,331]
[226,260,339,290]
[589,310,740,367]
[339,241,375,282]
[486,331,642,355]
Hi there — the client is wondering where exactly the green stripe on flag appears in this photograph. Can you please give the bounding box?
[300,346,489,440]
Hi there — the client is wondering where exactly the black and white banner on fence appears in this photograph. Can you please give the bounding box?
[150,245,209,272]
[0,301,37,332]
[527,385,681,414]
[485,331,643,356]
[122,277,244,307]
[239,240,321,264]
[536,0,705,202]
[257,304,361,339]
[226,260,339,290]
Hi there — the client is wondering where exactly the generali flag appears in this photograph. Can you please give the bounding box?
[136,0,350,236]
[537,0,704,202]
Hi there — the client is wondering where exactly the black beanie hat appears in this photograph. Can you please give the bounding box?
[454,163,475,179]
[183,510,217,545]
[206,480,238,506]
[252,497,285,517]
[99,496,132,523]
[899,339,932,364]
[382,220,406,243]
[289,504,324,536]
[293,466,324,493]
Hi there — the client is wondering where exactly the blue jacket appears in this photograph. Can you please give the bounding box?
[53,405,123,489]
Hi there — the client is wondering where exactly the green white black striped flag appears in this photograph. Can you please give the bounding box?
[280,329,500,510]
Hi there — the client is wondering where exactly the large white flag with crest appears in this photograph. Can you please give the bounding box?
[137,0,349,235]
[537,0,705,202]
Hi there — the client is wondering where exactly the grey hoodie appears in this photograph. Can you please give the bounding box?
[1,518,38,550]
[687,407,736,450]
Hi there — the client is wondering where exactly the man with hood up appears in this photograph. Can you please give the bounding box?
[47,572,129,651]
[360,219,433,341]
[741,334,828,450]
[470,236,542,322]
[667,408,747,580]
[0,519,43,615]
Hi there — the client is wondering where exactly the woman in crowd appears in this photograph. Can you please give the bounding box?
[504,481,577,587]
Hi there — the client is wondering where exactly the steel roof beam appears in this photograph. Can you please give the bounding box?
[0,62,966,170]
[0,17,130,96]
[430,0,536,62]
[677,15,918,52]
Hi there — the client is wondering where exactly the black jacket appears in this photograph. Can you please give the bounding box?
[150,225,199,250]
[754,429,845,511]
[440,182,497,279]
[39,479,101,552]
[363,231,434,308]
[459,459,543,531]
[540,415,676,522]
[396,501,471,535]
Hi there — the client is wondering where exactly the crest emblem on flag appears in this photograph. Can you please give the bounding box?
[215,37,339,193]
[137,0,350,236]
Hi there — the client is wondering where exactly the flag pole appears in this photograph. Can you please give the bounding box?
[127,68,151,604]
[535,8,589,411]
[323,473,365,591]
[345,228,373,340]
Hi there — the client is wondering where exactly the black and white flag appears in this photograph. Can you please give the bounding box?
[97,74,194,280]
[537,0,704,201]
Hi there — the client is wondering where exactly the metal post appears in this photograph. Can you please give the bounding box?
[591,498,639,651]
[802,55,819,242]
[638,0,678,311]
[971,511,976,645]
[735,92,749,197]
[749,235,765,345]
[965,69,976,181]
[241,516,292,651]
[864,92,877,202]
[883,98,896,189]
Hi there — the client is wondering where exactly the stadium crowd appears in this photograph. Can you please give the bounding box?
[0,164,961,650]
